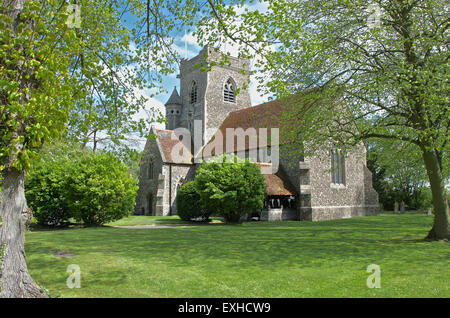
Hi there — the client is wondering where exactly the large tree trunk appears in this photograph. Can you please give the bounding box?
[0,168,47,298]
[421,148,450,240]
[0,0,47,298]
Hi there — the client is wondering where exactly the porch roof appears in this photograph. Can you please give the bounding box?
[256,163,297,196]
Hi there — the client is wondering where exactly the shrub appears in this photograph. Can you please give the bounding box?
[25,149,73,226]
[26,143,138,226]
[414,186,433,210]
[194,155,266,223]
[66,152,138,226]
[176,181,208,221]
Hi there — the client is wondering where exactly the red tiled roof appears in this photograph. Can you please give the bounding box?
[256,163,297,196]
[217,99,287,150]
[201,95,311,157]
[221,99,285,134]
[154,129,192,164]
[263,173,295,196]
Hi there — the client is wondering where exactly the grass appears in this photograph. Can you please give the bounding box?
[105,215,223,227]
[106,215,189,226]
[25,213,449,298]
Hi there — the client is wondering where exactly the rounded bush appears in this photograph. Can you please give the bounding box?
[176,181,208,221]
[25,154,72,226]
[66,152,138,226]
[26,143,138,226]
[194,155,266,223]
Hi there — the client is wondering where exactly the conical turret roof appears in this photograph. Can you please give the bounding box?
[165,87,182,105]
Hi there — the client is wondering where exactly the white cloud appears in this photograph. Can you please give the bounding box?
[212,1,274,106]
[128,86,165,150]
[172,30,203,59]
[232,0,269,17]
[109,59,167,150]
[181,31,201,49]
[172,42,198,60]
[186,1,274,106]
[126,1,273,150]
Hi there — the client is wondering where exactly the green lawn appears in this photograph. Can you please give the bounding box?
[25,213,449,298]
[106,215,223,227]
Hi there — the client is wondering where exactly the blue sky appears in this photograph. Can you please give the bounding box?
[116,4,204,148]
[117,1,271,149]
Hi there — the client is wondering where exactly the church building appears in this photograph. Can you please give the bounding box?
[135,46,379,221]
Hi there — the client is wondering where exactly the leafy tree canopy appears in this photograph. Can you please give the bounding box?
[26,141,138,226]
[195,155,266,223]
[0,0,182,297]
[151,0,449,238]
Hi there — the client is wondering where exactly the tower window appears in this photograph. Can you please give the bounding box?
[190,81,197,104]
[331,150,345,185]
[224,78,236,103]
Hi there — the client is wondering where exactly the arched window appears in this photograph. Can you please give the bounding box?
[330,150,345,185]
[223,78,236,103]
[190,81,197,104]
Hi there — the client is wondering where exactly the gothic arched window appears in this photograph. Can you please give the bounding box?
[190,81,198,104]
[330,150,345,185]
[223,78,236,103]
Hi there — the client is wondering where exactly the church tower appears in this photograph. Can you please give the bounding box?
[176,45,252,148]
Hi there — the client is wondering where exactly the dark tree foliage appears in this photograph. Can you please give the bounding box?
[26,143,138,227]
[195,155,267,223]
[176,181,209,221]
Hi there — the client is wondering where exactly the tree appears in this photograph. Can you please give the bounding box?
[194,155,266,223]
[168,0,449,239]
[366,139,442,210]
[0,216,3,273]
[63,1,169,152]
[26,142,138,226]
[176,181,208,221]
[25,144,73,226]
[109,146,143,179]
[67,150,137,226]
[0,0,178,297]
[0,0,73,297]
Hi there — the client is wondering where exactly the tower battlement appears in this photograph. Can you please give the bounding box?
[179,45,251,76]
[166,45,252,145]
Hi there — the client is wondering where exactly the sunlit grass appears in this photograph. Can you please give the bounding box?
[105,215,223,227]
[106,215,188,226]
[25,213,449,298]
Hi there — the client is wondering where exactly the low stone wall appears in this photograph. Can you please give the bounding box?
[261,208,299,221]
[311,205,380,221]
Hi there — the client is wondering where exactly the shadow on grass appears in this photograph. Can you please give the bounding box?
[29,223,84,232]
[26,214,444,273]
[24,213,450,297]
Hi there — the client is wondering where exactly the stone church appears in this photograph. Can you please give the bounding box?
[135,46,379,221]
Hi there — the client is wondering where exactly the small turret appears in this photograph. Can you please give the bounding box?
[165,87,182,130]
